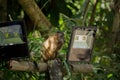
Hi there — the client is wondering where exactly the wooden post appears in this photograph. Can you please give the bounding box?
[8,59,64,80]
[71,64,94,73]
[47,59,63,80]
[9,60,47,72]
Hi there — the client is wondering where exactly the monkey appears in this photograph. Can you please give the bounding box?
[40,32,64,61]
[28,32,64,71]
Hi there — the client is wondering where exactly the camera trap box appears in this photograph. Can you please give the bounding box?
[0,21,29,60]
[67,27,97,63]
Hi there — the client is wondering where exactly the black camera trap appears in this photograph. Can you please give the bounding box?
[0,21,29,60]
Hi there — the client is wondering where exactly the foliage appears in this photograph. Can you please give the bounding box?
[28,31,45,61]
[36,0,73,26]
[0,0,120,80]
[57,0,120,80]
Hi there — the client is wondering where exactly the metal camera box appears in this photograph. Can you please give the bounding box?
[0,21,29,60]
[67,27,96,63]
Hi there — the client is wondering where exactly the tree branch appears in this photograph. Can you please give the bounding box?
[89,0,99,26]
[18,0,52,32]
[81,0,91,26]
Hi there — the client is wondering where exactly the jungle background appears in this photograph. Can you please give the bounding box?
[0,0,120,80]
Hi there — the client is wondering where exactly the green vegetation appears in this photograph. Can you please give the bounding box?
[0,0,120,80]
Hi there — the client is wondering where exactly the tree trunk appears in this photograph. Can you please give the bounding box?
[18,0,53,34]
[0,0,7,21]
[108,0,120,54]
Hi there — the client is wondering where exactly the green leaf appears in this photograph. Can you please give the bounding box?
[107,73,113,79]
[67,2,78,11]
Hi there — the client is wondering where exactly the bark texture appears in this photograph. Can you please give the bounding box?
[18,0,52,32]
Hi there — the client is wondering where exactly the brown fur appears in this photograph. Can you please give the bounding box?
[41,32,64,61]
